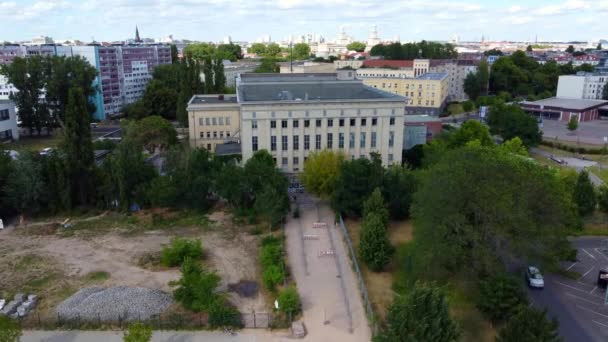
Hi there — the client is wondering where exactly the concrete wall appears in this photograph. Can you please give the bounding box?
[557,75,586,98]
[0,101,19,141]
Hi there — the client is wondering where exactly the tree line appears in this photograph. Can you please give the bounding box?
[183,43,243,61]
[248,42,310,60]
[369,41,458,60]
[0,55,98,134]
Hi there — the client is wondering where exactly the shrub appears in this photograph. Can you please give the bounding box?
[477,274,528,323]
[160,238,203,267]
[170,257,221,312]
[124,322,152,342]
[462,101,474,112]
[497,306,560,342]
[260,242,283,268]
[599,185,608,213]
[277,286,301,314]
[208,301,243,329]
[0,315,21,342]
[262,264,285,290]
[359,213,393,272]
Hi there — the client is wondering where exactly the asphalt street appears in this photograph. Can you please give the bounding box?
[529,237,608,342]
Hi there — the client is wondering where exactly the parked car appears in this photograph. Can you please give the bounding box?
[39,147,54,156]
[526,266,545,289]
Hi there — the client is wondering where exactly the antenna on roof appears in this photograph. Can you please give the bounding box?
[290,42,293,73]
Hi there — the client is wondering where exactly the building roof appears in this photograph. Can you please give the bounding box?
[521,97,608,111]
[189,95,238,105]
[215,142,242,156]
[239,73,341,82]
[404,115,442,123]
[415,72,448,80]
[362,60,413,69]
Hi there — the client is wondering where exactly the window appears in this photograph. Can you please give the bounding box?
[316,119,322,127]
[205,118,210,125]
[219,117,224,125]
[271,120,276,128]
[371,132,377,148]
[327,133,333,148]
[198,118,204,126]
[282,120,288,128]
[328,119,333,127]
[212,117,217,125]
[213,131,217,138]
[361,118,367,126]
[304,119,310,128]
[227,132,231,137]
[271,136,277,151]
[206,132,211,138]
[388,154,394,162]
[350,118,356,126]
[360,132,366,148]
[372,118,377,126]
[315,134,321,149]
[282,136,288,151]
[282,157,288,166]
[225,117,230,125]
[339,133,345,148]
[199,132,204,138]
[293,157,299,165]
[293,135,299,150]
[252,136,258,151]
[304,135,310,150]
[349,133,355,148]
[339,119,345,127]
[389,117,395,126]
[220,132,224,138]
[389,131,394,147]
[293,120,299,128]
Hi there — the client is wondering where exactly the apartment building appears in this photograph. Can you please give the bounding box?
[0,100,19,142]
[279,61,336,74]
[187,95,241,151]
[557,72,607,100]
[188,72,407,172]
[362,73,449,115]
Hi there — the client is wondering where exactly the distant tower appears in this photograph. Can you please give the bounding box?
[135,26,142,43]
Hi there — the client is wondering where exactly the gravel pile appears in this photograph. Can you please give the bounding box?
[56,286,173,322]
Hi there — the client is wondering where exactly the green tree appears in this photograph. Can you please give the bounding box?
[265,43,282,57]
[448,120,494,148]
[574,170,597,216]
[170,257,222,312]
[484,49,504,56]
[477,274,528,323]
[124,322,152,342]
[412,146,576,276]
[254,58,280,73]
[347,42,366,52]
[123,100,148,120]
[464,72,481,100]
[381,165,417,219]
[165,147,219,210]
[203,58,215,94]
[331,154,383,217]
[374,282,460,342]
[183,43,216,60]
[477,60,490,96]
[216,43,242,61]
[486,103,542,147]
[208,301,242,328]
[526,45,533,52]
[213,58,226,92]
[0,315,22,342]
[0,56,50,134]
[62,87,95,206]
[248,43,266,55]
[499,137,528,156]
[0,150,13,216]
[129,116,178,153]
[359,212,393,271]
[3,153,47,214]
[566,45,575,53]
[567,116,578,132]
[254,183,290,230]
[292,43,311,60]
[161,238,203,267]
[142,79,178,120]
[598,185,608,213]
[277,286,301,314]
[300,150,344,198]
[496,307,561,342]
[363,188,390,226]
[603,82,608,100]
[171,44,179,63]
[598,43,603,50]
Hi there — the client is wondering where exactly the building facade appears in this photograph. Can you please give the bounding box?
[188,73,407,172]
[279,61,337,74]
[0,100,19,142]
[362,73,449,115]
[187,95,241,151]
[521,97,608,122]
[557,73,607,100]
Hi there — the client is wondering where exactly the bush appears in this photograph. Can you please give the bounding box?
[599,185,608,213]
[208,301,243,329]
[161,238,203,267]
[497,306,560,342]
[277,286,301,314]
[260,243,283,269]
[124,322,152,342]
[462,101,474,112]
[477,274,528,323]
[359,212,393,272]
[262,264,285,290]
[170,257,222,312]
[144,176,178,207]
[0,315,21,342]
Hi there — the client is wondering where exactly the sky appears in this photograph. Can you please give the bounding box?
[1,0,607,43]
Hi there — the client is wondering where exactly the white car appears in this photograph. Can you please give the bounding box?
[526,266,545,289]
[40,147,54,156]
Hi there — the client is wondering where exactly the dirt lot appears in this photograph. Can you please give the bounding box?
[0,208,267,318]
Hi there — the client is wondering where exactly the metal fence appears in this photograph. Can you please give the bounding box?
[338,215,377,336]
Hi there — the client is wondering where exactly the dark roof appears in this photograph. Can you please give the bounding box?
[239,82,404,102]
[362,60,413,68]
[190,95,238,105]
[416,73,448,80]
[239,73,339,82]
[215,142,242,156]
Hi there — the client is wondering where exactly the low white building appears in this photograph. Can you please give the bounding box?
[0,100,19,141]
[557,72,608,100]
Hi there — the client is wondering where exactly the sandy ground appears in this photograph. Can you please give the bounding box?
[286,195,371,342]
[0,210,266,314]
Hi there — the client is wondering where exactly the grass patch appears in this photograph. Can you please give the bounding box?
[570,212,608,236]
[589,166,608,184]
[84,271,110,283]
[4,134,61,153]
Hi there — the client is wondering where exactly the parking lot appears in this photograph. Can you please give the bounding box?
[529,237,608,342]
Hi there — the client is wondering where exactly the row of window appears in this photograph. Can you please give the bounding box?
[252,131,395,152]
[255,117,395,130]
[199,131,232,139]
[198,116,232,126]
[276,153,394,167]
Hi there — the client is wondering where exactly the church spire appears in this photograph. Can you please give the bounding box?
[135,25,141,43]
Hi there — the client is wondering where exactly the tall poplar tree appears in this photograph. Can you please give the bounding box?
[213,59,226,93]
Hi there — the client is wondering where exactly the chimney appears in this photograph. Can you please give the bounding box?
[218,95,224,101]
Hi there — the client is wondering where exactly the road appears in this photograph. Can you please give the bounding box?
[284,194,371,342]
[530,147,605,186]
[22,330,286,342]
[528,237,608,342]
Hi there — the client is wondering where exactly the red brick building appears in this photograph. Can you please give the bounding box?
[520,97,608,122]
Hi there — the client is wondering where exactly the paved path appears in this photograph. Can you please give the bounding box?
[22,330,287,342]
[530,148,605,186]
[285,195,371,342]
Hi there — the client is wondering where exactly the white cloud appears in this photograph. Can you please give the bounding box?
[508,5,522,13]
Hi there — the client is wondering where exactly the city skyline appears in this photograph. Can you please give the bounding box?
[1,0,607,43]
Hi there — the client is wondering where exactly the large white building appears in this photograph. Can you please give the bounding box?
[557,72,608,100]
[0,100,19,142]
[188,72,407,172]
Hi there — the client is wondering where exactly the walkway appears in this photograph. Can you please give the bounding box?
[22,330,286,342]
[530,148,605,186]
[285,194,371,342]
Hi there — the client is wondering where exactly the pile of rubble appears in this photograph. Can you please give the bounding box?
[0,293,38,318]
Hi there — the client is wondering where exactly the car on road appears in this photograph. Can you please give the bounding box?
[39,147,54,156]
[526,266,545,289]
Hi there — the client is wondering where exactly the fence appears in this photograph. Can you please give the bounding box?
[20,310,275,330]
[338,215,377,336]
